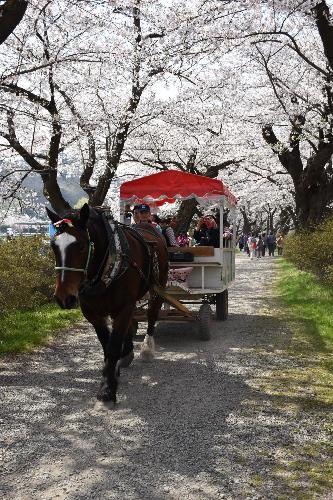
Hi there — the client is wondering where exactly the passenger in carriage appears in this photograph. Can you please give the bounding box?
[132,205,141,224]
[193,215,220,248]
[223,223,233,247]
[132,204,162,232]
[151,213,163,231]
[160,217,179,247]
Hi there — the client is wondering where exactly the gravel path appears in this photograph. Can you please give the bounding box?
[1,254,332,499]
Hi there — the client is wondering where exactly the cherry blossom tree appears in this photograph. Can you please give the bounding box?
[0,0,242,215]
[2,0,331,231]
[245,0,333,228]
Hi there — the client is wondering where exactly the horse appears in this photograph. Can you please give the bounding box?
[46,203,169,403]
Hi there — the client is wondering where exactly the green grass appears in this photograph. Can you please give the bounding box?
[276,259,333,351]
[0,303,82,354]
[251,259,333,497]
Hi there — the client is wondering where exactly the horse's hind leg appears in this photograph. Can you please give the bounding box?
[140,292,163,362]
[118,320,136,368]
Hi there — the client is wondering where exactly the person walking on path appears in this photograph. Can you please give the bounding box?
[256,235,264,258]
[262,232,267,257]
[276,234,284,256]
[238,234,244,252]
[247,234,256,260]
[244,235,250,256]
[267,231,276,257]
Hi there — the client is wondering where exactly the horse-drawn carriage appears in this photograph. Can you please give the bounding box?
[120,170,237,340]
[47,169,237,401]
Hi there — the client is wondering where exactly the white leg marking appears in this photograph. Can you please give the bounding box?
[140,334,155,362]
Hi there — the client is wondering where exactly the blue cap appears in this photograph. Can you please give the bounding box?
[137,204,150,213]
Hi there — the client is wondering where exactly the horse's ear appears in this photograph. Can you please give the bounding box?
[79,203,90,228]
[46,206,59,224]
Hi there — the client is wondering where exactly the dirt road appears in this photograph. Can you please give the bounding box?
[1,254,332,499]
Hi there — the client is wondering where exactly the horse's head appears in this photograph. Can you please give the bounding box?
[46,203,92,309]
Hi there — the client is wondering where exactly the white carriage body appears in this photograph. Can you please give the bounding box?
[119,170,237,300]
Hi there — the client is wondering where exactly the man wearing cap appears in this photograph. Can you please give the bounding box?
[132,204,162,232]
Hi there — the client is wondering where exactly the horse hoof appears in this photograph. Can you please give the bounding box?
[97,388,117,403]
[119,351,134,368]
[97,382,117,403]
[140,335,155,362]
[140,348,154,363]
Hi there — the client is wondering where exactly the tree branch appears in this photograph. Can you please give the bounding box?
[312,0,333,70]
[0,110,45,174]
[205,159,244,178]
[0,82,51,110]
[55,84,96,195]
[247,30,328,76]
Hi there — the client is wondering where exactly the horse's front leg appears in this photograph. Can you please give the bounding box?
[140,292,163,362]
[98,305,135,403]
[81,309,110,362]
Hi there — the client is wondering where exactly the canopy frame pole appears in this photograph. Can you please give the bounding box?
[231,206,237,246]
[220,199,224,262]
[119,199,125,224]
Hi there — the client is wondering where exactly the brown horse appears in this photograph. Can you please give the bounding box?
[46,204,168,403]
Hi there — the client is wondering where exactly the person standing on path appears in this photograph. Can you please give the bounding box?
[267,232,276,257]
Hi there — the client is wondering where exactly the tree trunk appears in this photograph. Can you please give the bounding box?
[240,208,252,234]
[0,0,27,45]
[278,207,292,232]
[295,173,331,228]
[263,123,333,229]
[269,212,274,232]
[175,198,198,236]
[41,170,71,215]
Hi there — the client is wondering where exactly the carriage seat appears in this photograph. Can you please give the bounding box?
[167,246,214,257]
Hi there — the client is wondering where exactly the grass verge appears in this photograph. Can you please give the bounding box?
[276,259,333,352]
[242,259,333,498]
[0,303,82,354]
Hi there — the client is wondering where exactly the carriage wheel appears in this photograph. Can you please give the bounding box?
[216,290,228,321]
[197,303,212,341]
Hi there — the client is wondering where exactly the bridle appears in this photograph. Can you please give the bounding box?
[53,219,94,276]
[51,213,154,291]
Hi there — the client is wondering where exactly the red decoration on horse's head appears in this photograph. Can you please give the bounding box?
[54,218,74,228]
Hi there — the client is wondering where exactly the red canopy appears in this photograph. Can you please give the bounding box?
[120,170,237,206]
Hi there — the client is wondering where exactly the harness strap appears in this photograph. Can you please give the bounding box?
[123,226,154,284]
[99,213,130,286]
[57,211,160,296]
[122,254,150,288]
